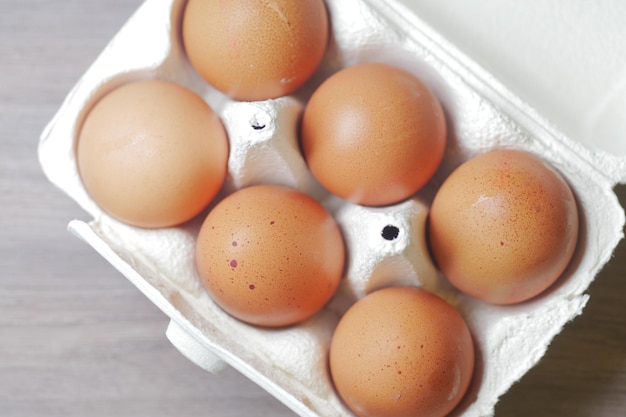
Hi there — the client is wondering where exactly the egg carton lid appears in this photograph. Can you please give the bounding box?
[398,0,626,163]
[38,1,626,417]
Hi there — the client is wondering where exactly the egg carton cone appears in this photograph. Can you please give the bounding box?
[38,0,626,416]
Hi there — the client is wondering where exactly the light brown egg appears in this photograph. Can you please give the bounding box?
[300,62,446,206]
[428,149,579,305]
[182,0,329,101]
[329,286,475,417]
[77,80,229,228]
[195,184,345,327]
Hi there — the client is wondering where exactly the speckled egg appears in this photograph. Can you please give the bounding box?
[428,149,579,305]
[195,184,345,327]
[329,286,475,417]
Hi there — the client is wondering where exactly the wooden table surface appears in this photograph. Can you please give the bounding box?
[2,1,625,416]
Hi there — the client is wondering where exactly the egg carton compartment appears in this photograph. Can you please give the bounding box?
[38,0,626,416]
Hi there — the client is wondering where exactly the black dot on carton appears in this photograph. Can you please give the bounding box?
[251,122,265,130]
[381,225,400,241]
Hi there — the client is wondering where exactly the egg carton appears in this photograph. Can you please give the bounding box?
[38,0,626,416]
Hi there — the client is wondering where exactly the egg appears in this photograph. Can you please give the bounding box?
[329,286,475,417]
[428,149,579,305]
[300,62,446,206]
[182,0,329,101]
[77,80,229,228]
[195,184,345,327]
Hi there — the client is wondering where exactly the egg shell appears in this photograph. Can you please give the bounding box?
[195,184,345,327]
[38,0,626,416]
[330,287,475,417]
[301,62,446,206]
[428,149,580,305]
[76,79,229,228]
[182,0,329,101]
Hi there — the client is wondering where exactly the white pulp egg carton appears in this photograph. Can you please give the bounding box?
[38,0,626,416]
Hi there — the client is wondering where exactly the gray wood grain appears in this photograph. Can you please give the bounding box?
[2,1,625,417]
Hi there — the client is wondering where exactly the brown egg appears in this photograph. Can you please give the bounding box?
[195,184,345,327]
[77,80,229,229]
[329,286,475,417]
[182,0,329,101]
[300,62,446,206]
[428,149,579,305]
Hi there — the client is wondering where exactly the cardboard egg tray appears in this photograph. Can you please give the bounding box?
[39,0,626,416]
